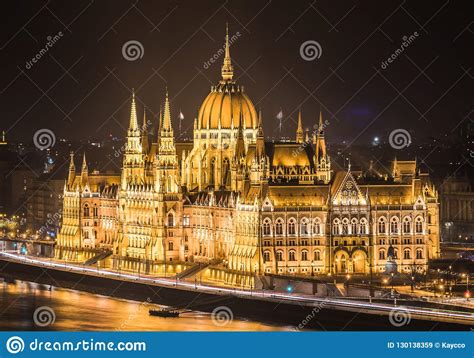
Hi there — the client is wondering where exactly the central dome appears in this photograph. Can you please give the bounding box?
[198,82,257,129]
[197,26,257,130]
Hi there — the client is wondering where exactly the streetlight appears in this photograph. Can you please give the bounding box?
[311,261,315,277]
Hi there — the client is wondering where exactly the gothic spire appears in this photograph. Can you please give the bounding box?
[162,89,172,132]
[128,90,138,132]
[80,152,89,188]
[256,109,265,158]
[296,110,304,143]
[221,23,234,81]
[67,151,75,188]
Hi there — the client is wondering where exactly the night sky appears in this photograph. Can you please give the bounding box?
[1,0,472,147]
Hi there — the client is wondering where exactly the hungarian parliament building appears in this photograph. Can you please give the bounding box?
[56,29,440,286]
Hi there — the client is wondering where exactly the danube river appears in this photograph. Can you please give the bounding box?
[0,280,292,331]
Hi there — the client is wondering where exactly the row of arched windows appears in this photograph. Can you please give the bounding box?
[378,248,424,260]
[377,216,424,235]
[262,218,323,236]
[332,218,368,235]
[263,250,322,262]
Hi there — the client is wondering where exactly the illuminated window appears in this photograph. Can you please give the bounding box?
[415,217,423,233]
[276,219,283,235]
[314,250,321,261]
[403,217,411,234]
[288,219,296,235]
[378,218,386,234]
[288,250,296,261]
[301,250,308,261]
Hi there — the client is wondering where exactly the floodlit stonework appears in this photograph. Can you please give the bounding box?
[56,28,440,286]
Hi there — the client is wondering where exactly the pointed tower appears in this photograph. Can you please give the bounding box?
[156,90,179,193]
[141,107,149,155]
[251,110,269,187]
[121,91,145,189]
[80,153,89,189]
[296,110,304,143]
[67,151,76,189]
[221,23,234,82]
[314,111,331,183]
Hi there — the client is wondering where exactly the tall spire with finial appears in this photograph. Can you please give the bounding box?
[67,151,75,188]
[256,109,265,158]
[80,152,89,188]
[129,89,138,132]
[142,107,149,153]
[162,89,172,132]
[221,23,234,81]
[296,110,304,143]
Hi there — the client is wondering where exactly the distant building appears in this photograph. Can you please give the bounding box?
[439,174,474,242]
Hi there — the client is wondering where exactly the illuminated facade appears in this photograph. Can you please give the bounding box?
[57,29,440,284]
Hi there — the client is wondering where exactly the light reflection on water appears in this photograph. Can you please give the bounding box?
[0,280,292,331]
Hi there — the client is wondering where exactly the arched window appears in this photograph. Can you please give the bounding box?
[83,204,90,218]
[415,217,423,234]
[301,250,308,261]
[314,250,321,261]
[313,219,321,235]
[360,218,368,235]
[263,251,271,262]
[263,220,271,236]
[276,250,283,261]
[333,219,340,235]
[342,218,349,235]
[288,250,296,261]
[378,217,386,234]
[276,219,283,235]
[288,219,296,235]
[390,217,399,234]
[403,217,411,234]
[93,205,98,217]
[168,241,174,251]
[167,213,174,227]
[379,250,386,260]
[300,219,309,236]
[404,249,411,260]
[351,219,358,235]
[416,249,423,259]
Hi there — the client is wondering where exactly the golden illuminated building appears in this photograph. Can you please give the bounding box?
[57,28,440,285]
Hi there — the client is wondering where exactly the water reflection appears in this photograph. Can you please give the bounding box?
[0,280,292,331]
